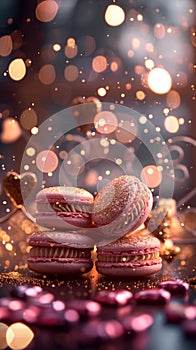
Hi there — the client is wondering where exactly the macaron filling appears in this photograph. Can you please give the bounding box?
[28,246,91,261]
[97,250,160,263]
[36,202,92,215]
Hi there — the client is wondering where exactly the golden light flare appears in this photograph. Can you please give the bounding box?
[140,165,162,188]
[105,4,125,27]
[0,323,8,350]
[20,109,38,130]
[5,243,13,251]
[1,118,22,143]
[38,64,56,85]
[94,111,118,134]
[36,150,59,173]
[97,87,107,97]
[164,116,179,133]
[0,35,13,56]
[6,323,34,350]
[8,59,26,81]
[166,90,181,109]
[92,55,107,73]
[145,59,155,69]
[35,0,59,22]
[31,127,39,135]
[53,43,61,51]
[148,68,172,94]
[136,90,146,100]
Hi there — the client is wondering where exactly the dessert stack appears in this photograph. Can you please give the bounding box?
[28,176,163,277]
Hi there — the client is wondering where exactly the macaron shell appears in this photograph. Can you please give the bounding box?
[28,260,93,275]
[96,229,161,252]
[36,186,94,204]
[28,230,95,249]
[96,229,162,277]
[36,212,94,230]
[96,262,162,277]
[92,176,153,236]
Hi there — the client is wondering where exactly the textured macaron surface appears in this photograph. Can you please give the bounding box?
[97,229,160,252]
[28,232,93,262]
[92,175,152,233]
[96,229,162,268]
[36,186,94,215]
[36,186,94,203]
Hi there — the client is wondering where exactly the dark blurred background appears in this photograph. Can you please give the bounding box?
[0,0,195,217]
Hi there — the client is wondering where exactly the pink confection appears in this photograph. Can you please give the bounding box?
[27,231,93,275]
[92,175,153,236]
[35,186,94,230]
[96,229,162,277]
[67,300,102,318]
[94,290,133,306]
[157,280,189,295]
[135,288,171,304]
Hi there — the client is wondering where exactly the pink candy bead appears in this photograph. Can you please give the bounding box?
[158,280,189,295]
[135,288,171,304]
[94,289,133,306]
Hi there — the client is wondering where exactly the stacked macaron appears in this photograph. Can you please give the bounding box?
[28,175,162,277]
[27,186,95,275]
[91,175,162,277]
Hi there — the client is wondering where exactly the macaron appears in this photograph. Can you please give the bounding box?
[27,231,93,275]
[96,229,162,277]
[35,186,94,230]
[92,175,153,236]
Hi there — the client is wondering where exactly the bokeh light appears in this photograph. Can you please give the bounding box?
[20,109,38,130]
[154,23,166,39]
[148,68,172,94]
[136,90,146,100]
[105,5,125,27]
[38,64,56,85]
[64,65,78,82]
[0,35,12,56]
[36,150,59,173]
[94,111,118,134]
[0,323,8,350]
[1,119,22,143]
[8,59,26,81]
[35,0,59,22]
[115,120,137,144]
[166,90,181,109]
[92,55,107,73]
[63,153,85,176]
[140,165,162,188]
[6,323,34,350]
[65,38,78,58]
[164,116,179,133]
[26,147,36,157]
[53,43,61,52]
[97,87,107,97]
[145,59,155,70]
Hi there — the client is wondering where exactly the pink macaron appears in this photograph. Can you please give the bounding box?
[35,186,94,230]
[96,229,162,277]
[27,231,93,275]
[92,175,153,236]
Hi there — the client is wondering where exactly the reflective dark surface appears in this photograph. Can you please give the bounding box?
[0,236,196,350]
